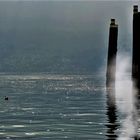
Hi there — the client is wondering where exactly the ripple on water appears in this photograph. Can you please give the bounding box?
[0,74,107,139]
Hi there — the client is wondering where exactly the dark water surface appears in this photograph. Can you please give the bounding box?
[0,74,120,139]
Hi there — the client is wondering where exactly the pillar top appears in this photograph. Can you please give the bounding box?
[134,5,138,13]
[110,19,118,27]
[110,19,115,25]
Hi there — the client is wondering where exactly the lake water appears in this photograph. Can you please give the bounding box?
[0,73,138,140]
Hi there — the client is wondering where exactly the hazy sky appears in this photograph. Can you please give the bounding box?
[0,1,138,73]
[0,0,139,1]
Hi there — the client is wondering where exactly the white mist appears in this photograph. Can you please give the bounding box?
[115,55,138,139]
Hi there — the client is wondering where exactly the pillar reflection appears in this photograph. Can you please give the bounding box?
[106,89,119,140]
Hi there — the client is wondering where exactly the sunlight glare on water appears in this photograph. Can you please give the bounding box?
[0,73,108,140]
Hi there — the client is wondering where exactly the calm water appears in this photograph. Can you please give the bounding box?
[0,73,128,140]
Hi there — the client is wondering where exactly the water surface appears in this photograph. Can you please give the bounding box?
[0,73,120,139]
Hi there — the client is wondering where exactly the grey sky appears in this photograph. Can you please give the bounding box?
[0,1,138,73]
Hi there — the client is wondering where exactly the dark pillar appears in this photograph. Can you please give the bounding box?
[132,5,140,89]
[106,19,118,87]
[132,6,140,138]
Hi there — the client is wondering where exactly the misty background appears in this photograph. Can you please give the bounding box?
[0,1,137,73]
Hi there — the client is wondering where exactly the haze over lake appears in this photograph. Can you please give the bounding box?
[0,1,135,73]
[0,1,139,140]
